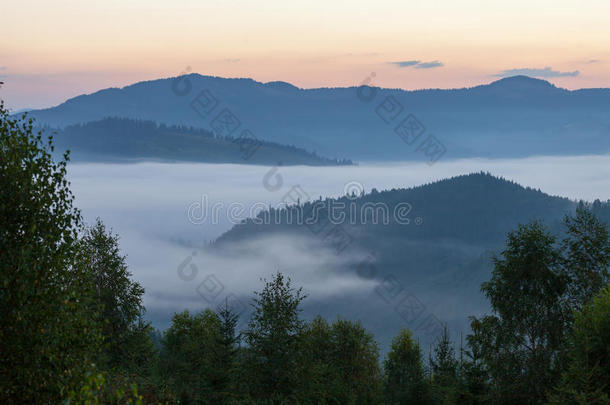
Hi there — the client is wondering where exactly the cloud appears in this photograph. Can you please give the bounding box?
[0,66,6,71]
[587,59,601,64]
[391,60,444,69]
[495,67,579,78]
[392,60,421,68]
[414,61,444,69]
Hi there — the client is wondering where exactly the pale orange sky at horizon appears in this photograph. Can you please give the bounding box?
[1,0,609,110]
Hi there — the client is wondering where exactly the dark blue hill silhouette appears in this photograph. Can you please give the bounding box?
[25,74,610,160]
[48,117,352,165]
[215,172,576,249]
[210,173,610,351]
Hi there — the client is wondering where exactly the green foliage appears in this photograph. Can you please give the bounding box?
[76,219,156,375]
[64,371,145,405]
[468,221,568,404]
[75,218,165,403]
[160,309,228,404]
[429,325,459,404]
[562,203,610,311]
[466,209,610,404]
[549,285,610,404]
[299,316,383,404]
[0,103,101,402]
[242,272,307,401]
[216,299,242,403]
[457,340,490,405]
[384,329,433,405]
[297,316,334,402]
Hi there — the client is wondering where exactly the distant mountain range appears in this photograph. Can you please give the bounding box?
[24,74,610,161]
[47,117,352,166]
[210,173,610,351]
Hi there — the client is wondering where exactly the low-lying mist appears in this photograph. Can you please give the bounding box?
[67,155,610,342]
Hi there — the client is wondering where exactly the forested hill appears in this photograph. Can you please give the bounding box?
[216,172,580,248]
[213,173,610,349]
[47,117,353,165]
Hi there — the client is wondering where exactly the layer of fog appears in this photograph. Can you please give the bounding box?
[67,155,610,330]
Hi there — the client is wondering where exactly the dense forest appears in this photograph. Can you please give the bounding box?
[44,117,353,165]
[2,104,610,404]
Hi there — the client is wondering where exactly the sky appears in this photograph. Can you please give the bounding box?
[1,0,610,110]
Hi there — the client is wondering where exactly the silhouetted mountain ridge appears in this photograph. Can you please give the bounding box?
[215,172,577,248]
[24,74,610,160]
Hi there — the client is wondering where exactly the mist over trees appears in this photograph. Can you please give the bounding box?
[2,104,610,403]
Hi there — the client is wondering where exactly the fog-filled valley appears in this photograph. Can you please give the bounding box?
[67,156,610,353]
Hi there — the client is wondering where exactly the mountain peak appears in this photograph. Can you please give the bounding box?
[489,75,556,88]
[490,75,555,87]
[264,81,300,91]
[470,75,565,97]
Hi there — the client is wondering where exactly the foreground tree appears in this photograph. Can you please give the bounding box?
[384,329,433,405]
[457,338,489,405]
[243,272,307,401]
[429,325,459,404]
[468,222,567,404]
[76,219,157,391]
[298,316,335,401]
[328,318,384,404]
[160,309,225,404]
[300,316,383,403]
[215,299,241,403]
[562,204,610,311]
[549,285,610,404]
[0,104,100,402]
